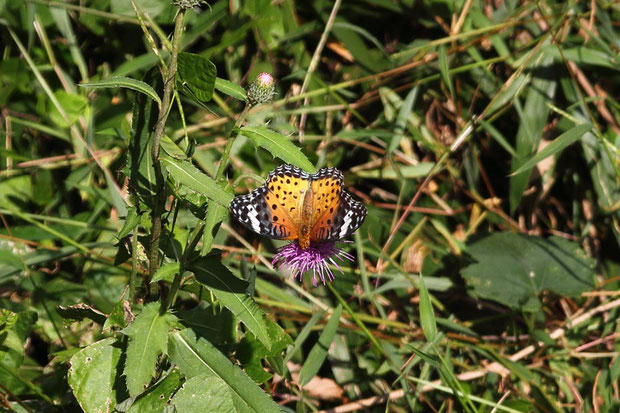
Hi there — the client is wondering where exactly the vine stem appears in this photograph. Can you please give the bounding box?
[148,9,185,282]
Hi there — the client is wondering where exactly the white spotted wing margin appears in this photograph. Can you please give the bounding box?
[228,186,277,237]
[324,190,367,242]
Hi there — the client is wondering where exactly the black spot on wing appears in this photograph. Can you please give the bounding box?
[324,190,367,241]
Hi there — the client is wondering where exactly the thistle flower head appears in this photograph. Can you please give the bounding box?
[247,72,276,105]
[272,241,354,286]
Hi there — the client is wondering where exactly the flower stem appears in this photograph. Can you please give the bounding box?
[147,9,185,284]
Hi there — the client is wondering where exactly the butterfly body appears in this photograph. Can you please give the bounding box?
[230,164,366,249]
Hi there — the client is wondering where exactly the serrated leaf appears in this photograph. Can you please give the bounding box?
[128,371,180,413]
[215,77,247,102]
[511,123,592,176]
[418,276,437,341]
[239,126,315,172]
[177,52,217,102]
[461,232,595,310]
[150,262,180,283]
[161,156,233,207]
[79,76,161,107]
[298,305,342,386]
[123,302,176,397]
[68,338,123,413]
[168,329,282,412]
[190,255,271,350]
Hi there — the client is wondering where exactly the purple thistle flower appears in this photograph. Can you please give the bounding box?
[272,241,354,286]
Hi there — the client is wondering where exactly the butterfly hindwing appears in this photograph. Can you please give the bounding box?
[314,190,366,242]
[308,167,344,242]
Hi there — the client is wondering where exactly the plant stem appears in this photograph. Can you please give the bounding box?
[148,9,185,281]
[214,104,251,181]
[163,104,251,311]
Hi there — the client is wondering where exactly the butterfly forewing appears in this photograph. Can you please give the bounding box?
[229,164,310,240]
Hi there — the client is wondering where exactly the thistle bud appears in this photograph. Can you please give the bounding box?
[247,72,276,105]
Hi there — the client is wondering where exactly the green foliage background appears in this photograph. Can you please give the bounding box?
[1,0,619,412]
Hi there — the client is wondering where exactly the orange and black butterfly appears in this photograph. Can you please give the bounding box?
[229,164,366,249]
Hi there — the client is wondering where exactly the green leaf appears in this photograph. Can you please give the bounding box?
[239,126,315,172]
[123,302,176,397]
[389,86,418,154]
[161,156,233,207]
[511,123,592,175]
[298,305,342,386]
[171,374,243,412]
[117,207,141,239]
[418,276,437,342]
[177,52,217,102]
[190,256,271,350]
[79,76,161,107]
[168,329,282,412]
[151,262,180,283]
[215,77,248,102]
[201,200,228,256]
[47,90,88,128]
[56,303,107,325]
[126,70,160,205]
[0,310,37,393]
[438,45,454,100]
[128,370,180,413]
[68,338,124,413]
[461,232,596,310]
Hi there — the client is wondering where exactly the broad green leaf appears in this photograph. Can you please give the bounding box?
[239,126,315,172]
[171,375,242,412]
[177,52,217,102]
[190,256,271,350]
[236,319,293,383]
[123,302,176,397]
[461,232,595,310]
[298,305,342,386]
[418,276,437,341]
[201,200,228,256]
[161,156,233,207]
[511,123,592,175]
[68,338,124,413]
[160,134,188,160]
[151,262,180,283]
[215,77,248,102]
[79,76,161,107]
[128,371,180,413]
[168,329,282,412]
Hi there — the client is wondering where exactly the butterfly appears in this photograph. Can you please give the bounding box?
[229,164,367,249]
